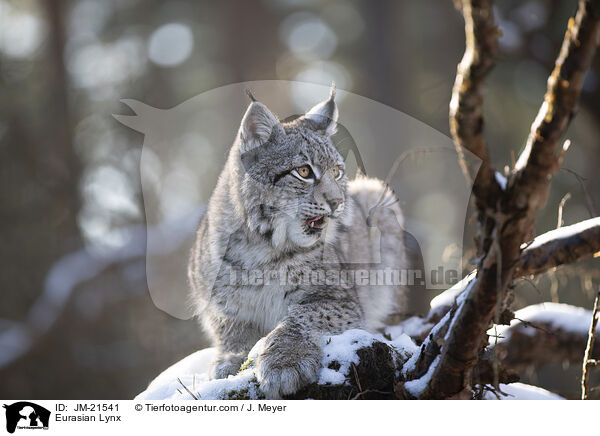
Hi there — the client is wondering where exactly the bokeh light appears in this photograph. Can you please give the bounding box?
[148,22,194,67]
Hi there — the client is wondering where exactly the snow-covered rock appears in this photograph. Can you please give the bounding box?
[136,329,417,400]
[136,324,566,400]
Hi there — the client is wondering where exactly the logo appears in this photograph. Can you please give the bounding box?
[3,402,50,434]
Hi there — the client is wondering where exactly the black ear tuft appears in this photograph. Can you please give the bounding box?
[299,83,338,135]
[245,89,257,102]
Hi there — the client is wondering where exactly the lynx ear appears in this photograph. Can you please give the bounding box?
[238,98,283,153]
[300,83,338,135]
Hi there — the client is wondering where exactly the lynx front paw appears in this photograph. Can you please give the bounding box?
[255,337,320,399]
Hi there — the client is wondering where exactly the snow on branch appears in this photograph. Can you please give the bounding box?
[489,303,600,372]
[516,217,600,276]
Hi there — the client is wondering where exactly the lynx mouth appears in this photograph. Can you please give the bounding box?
[305,214,327,232]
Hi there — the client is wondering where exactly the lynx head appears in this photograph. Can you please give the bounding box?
[235,85,351,249]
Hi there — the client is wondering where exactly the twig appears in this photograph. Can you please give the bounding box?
[557,193,572,228]
[561,167,598,217]
[177,377,199,400]
[351,363,363,393]
[582,288,600,399]
[519,277,542,295]
[513,317,559,337]
[350,389,393,400]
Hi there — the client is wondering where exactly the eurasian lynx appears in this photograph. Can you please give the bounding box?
[188,86,407,398]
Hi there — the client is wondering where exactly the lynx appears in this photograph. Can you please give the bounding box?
[188,86,407,398]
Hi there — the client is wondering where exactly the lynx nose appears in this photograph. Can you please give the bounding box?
[327,198,342,212]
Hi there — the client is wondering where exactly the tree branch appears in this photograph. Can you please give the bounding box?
[406,0,600,399]
[449,0,500,207]
[516,217,600,276]
[489,303,600,372]
[509,0,600,236]
[405,1,505,399]
[582,289,600,399]
[449,0,503,258]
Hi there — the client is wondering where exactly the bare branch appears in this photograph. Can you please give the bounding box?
[557,192,572,228]
[582,289,600,399]
[449,0,501,211]
[511,0,600,222]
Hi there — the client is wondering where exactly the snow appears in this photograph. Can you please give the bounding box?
[429,271,476,311]
[136,347,264,400]
[489,302,598,342]
[403,355,440,398]
[136,348,216,399]
[319,329,418,385]
[522,216,600,250]
[483,383,565,400]
[319,329,377,384]
[136,328,419,400]
[402,350,421,377]
[402,307,454,377]
[389,331,420,356]
[190,370,261,400]
[443,276,477,337]
[494,171,507,190]
[384,316,432,341]
[384,324,406,340]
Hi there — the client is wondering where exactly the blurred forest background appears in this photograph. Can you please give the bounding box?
[1,0,599,399]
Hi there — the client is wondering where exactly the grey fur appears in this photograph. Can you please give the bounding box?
[188,89,407,398]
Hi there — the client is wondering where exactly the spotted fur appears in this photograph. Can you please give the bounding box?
[188,88,407,398]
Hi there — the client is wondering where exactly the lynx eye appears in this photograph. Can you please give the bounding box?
[291,165,314,182]
[333,165,344,180]
[297,166,310,178]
